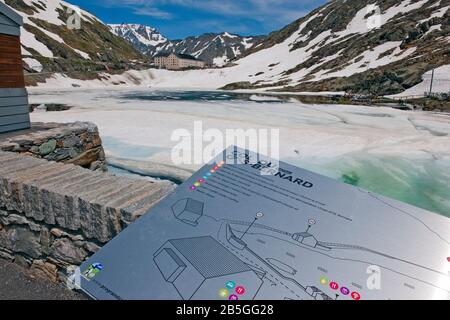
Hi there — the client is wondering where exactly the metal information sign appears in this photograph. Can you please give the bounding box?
[80,147,450,300]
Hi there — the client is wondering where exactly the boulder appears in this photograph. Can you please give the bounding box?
[3,214,29,226]
[30,260,59,282]
[63,136,81,148]
[84,242,101,253]
[50,238,87,265]
[50,228,64,238]
[66,148,101,168]
[8,227,41,259]
[14,254,31,268]
[39,140,57,156]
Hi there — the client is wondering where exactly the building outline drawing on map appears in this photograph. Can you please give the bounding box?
[152,196,450,300]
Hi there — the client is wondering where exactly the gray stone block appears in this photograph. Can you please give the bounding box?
[8,226,41,259]
[0,149,171,275]
[50,238,87,265]
[39,140,57,156]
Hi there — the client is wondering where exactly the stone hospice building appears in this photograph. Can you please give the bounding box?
[154,52,206,70]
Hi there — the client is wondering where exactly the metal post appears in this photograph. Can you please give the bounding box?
[429,68,435,96]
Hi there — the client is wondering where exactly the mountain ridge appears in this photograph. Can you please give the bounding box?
[2,0,449,95]
[222,0,450,94]
[2,0,147,85]
[109,23,265,66]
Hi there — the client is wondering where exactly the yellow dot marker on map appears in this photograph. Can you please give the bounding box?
[320,276,328,285]
[218,288,229,299]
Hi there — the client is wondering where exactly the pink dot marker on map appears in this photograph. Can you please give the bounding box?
[235,286,245,295]
[351,292,361,300]
[329,282,339,290]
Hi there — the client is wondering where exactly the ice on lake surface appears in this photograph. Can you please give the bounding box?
[101,136,166,159]
[28,89,450,217]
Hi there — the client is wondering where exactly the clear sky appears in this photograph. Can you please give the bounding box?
[69,0,328,39]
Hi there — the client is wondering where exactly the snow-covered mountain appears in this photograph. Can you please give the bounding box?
[221,0,450,94]
[6,0,449,95]
[109,23,265,66]
[2,0,146,84]
[109,24,168,54]
[158,32,265,66]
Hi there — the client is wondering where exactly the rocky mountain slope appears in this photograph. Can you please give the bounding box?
[7,0,449,95]
[222,0,450,95]
[2,0,147,85]
[109,24,168,55]
[110,24,265,66]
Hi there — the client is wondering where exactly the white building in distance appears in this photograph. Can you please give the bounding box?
[154,53,206,70]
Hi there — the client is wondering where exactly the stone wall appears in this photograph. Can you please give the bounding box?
[0,122,107,172]
[0,151,173,283]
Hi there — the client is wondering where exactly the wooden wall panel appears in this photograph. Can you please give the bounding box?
[0,33,24,88]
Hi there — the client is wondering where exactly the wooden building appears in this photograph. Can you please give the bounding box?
[0,2,30,134]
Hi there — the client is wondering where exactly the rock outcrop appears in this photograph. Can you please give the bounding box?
[0,122,107,171]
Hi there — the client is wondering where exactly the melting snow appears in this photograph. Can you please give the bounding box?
[389,64,450,98]
[23,57,43,72]
[20,27,54,57]
[27,88,450,216]
[1,0,101,58]
[313,42,417,80]
[73,48,90,59]
[213,56,229,67]
[419,4,450,23]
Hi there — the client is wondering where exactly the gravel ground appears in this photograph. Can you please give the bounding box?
[0,259,88,300]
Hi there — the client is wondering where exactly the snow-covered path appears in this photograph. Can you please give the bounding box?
[28,88,450,217]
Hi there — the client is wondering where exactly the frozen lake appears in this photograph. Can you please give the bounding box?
[28,88,450,217]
